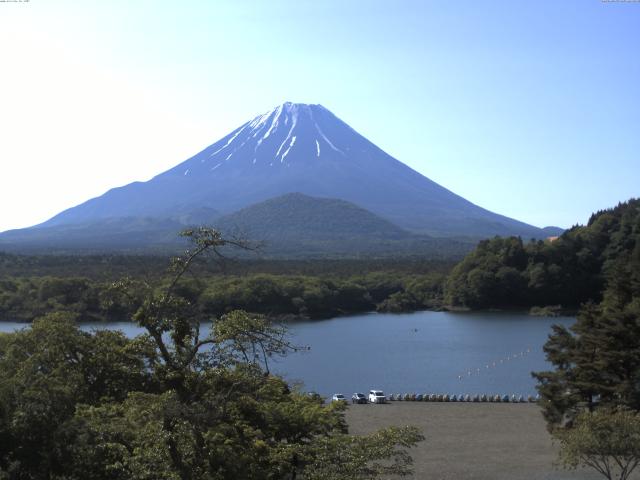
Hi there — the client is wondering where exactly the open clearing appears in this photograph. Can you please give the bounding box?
[346,402,603,480]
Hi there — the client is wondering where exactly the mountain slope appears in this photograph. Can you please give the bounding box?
[216,192,408,241]
[34,102,549,239]
[0,194,472,258]
[0,217,188,253]
[541,226,565,237]
[213,193,470,258]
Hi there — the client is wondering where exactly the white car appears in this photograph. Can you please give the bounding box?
[368,390,386,404]
[331,393,347,403]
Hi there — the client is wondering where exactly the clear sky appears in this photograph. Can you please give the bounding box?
[1,0,638,232]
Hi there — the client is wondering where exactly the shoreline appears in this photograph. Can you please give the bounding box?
[0,306,577,326]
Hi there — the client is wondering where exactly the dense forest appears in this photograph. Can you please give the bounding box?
[0,253,452,279]
[0,255,452,323]
[444,199,640,311]
[1,199,638,323]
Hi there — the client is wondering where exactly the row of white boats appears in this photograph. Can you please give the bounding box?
[387,393,540,403]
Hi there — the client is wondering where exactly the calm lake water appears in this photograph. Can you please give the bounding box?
[0,311,574,398]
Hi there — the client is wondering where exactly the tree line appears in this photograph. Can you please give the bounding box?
[444,199,640,310]
[0,271,447,323]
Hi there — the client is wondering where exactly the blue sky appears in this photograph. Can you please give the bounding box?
[0,0,638,232]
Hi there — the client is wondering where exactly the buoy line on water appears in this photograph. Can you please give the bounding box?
[456,347,532,381]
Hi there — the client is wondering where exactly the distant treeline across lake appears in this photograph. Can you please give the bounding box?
[2,199,639,324]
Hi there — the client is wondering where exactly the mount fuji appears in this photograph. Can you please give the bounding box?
[0,102,558,254]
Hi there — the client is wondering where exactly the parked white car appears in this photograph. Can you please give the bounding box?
[368,390,386,404]
[351,393,367,404]
[331,393,347,403]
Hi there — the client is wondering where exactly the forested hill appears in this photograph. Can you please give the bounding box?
[444,198,640,309]
[213,193,470,258]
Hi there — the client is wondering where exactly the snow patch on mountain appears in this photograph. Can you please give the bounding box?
[201,102,352,168]
[209,124,247,157]
[261,104,282,141]
[315,123,343,155]
[280,136,296,163]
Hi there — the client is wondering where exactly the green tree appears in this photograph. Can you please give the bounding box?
[554,408,640,480]
[532,201,640,479]
[533,302,640,429]
[445,199,640,310]
[0,311,155,478]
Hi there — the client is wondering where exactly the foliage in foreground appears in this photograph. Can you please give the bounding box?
[0,228,423,479]
[532,201,640,479]
[533,300,640,428]
[554,408,640,480]
[532,200,640,427]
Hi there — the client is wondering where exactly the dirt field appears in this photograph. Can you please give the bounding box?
[346,402,603,480]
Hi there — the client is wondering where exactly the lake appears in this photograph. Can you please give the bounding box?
[0,311,573,399]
